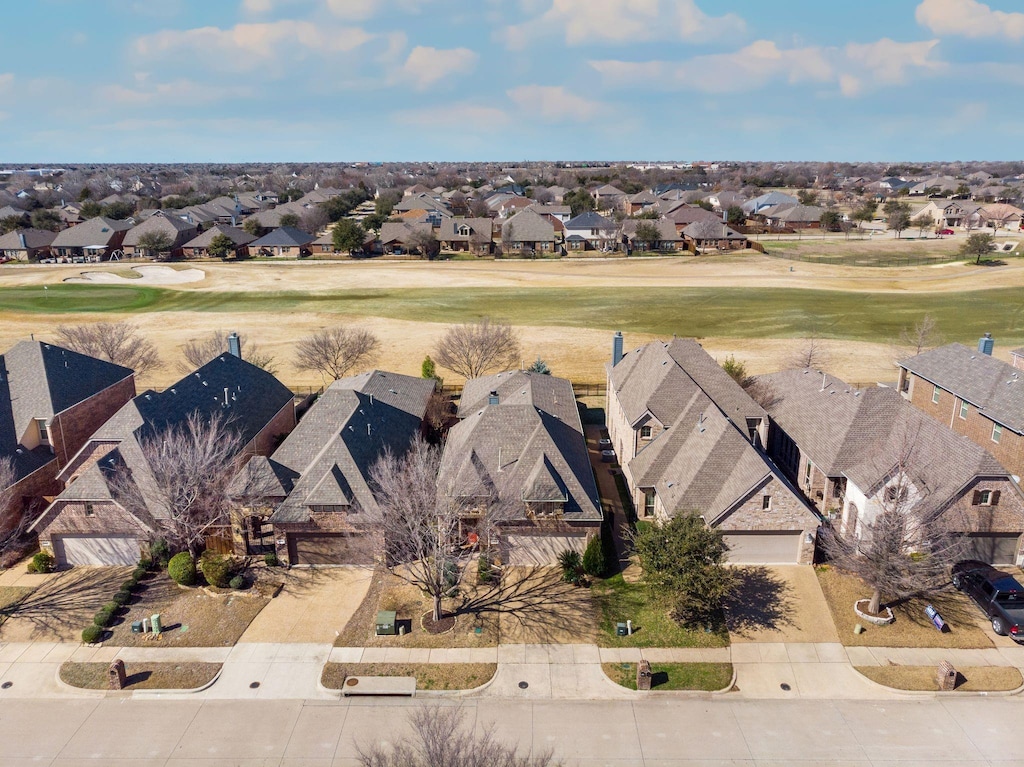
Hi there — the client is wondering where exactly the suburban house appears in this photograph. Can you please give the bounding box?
[978,203,1024,231]
[526,203,572,224]
[233,371,434,565]
[563,211,618,252]
[624,191,660,216]
[705,191,747,212]
[682,220,748,251]
[592,184,627,211]
[606,337,819,564]
[181,225,255,259]
[50,217,132,260]
[0,228,56,261]
[249,226,315,258]
[759,204,825,229]
[661,204,722,234]
[621,220,682,251]
[501,209,558,254]
[897,339,1024,481]
[0,341,136,536]
[438,217,494,255]
[122,211,199,258]
[758,368,1024,565]
[311,228,376,256]
[31,352,295,567]
[439,371,602,565]
[378,221,433,255]
[742,192,798,215]
[918,200,983,229]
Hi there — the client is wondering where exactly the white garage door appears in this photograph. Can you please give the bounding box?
[505,534,587,566]
[724,532,801,564]
[965,534,1020,565]
[54,535,141,567]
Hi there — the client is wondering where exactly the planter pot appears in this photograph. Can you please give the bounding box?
[854,599,895,626]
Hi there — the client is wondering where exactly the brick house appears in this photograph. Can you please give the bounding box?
[897,339,1024,481]
[500,209,558,254]
[440,371,602,565]
[50,217,132,261]
[0,228,56,261]
[758,368,1024,565]
[122,211,199,259]
[248,226,315,258]
[232,371,434,565]
[181,224,255,259]
[31,351,295,566]
[438,217,494,255]
[606,336,819,564]
[1,341,136,537]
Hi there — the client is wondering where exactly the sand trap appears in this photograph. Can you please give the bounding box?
[64,265,205,285]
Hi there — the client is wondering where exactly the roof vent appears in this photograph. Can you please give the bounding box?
[488,391,499,405]
[388,389,397,394]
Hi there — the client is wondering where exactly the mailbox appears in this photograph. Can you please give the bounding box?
[376,610,397,636]
[925,604,947,632]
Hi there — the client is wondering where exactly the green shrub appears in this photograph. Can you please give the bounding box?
[94,607,114,627]
[132,566,148,581]
[558,549,584,586]
[122,578,138,592]
[27,550,55,574]
[228,575,245,590]
[138,556,154,571]
[264,551,279,567]
[112,589,132,607]
[82,625,104,644]
[150,538,171,568]
[199,552,232,588]
[167,552,196,586]
[477,553,495,585]
[582,534,607,577]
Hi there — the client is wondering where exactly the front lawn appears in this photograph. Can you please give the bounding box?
[592,574,729,648]
[816,566,992,648]
[60,661,221,690]
[857,665,1022,692]
[0,568,130,642]
[602,662,733,691]
[321,662,496,691]
[0,586,34,613]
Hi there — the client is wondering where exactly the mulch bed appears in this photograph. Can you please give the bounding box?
[421,611,457,634]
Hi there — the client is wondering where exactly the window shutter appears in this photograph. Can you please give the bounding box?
[991,490,1001,506]
[972,490,982,505]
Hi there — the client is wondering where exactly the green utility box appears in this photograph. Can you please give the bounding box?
[376,610,397,636]
[616,622,628,636]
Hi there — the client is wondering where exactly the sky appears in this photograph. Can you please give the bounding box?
[1,0,1023,162]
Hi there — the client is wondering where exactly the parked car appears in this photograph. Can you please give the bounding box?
[598,437,612,449]
[600,449,616,463]
[951,560,1024,637]
[936,228,955,236]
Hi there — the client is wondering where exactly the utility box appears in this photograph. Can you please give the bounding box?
[616,622,628,636]
[637,660,652,691]
[376,610,397,636]
[131,620,144,634]
[937,661,957,691]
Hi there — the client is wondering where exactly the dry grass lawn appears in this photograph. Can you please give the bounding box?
[106,573,269,647]
[0,586,34,612]
[857,665,1022,692]
[602,662,734,691]
[321,662,496,691]
[816,566,993,648]
[60,661,222,690]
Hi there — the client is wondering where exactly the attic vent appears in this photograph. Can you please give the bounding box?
[202,381,208,386]
[170,388,176,394]
[388,389,397,394]
[194,373,201,378]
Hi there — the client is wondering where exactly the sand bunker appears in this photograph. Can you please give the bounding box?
[64,265,205,285]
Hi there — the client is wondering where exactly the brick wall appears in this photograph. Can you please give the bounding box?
[4,462,60,536]
[716,476,819,564]
[36,500,151,551]
[50,376,136,469]
[943,477,1024,534]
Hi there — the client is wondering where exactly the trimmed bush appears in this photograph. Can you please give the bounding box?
[558,549,584,586]
[199,552,232,588]
[82,625,104,644]
[167,552,196,586]
[477,553,495,584]
[582,534,607,577]
[112,589,132,607]
[228,575,245,590]
[138,556,154,572]
[122,578,138,592]
[27,550,55,574]
[94,608,114,627]
[264,551,279,567]
[133,566,148,581]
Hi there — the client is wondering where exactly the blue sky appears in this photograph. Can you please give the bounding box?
[1,0,1022,162]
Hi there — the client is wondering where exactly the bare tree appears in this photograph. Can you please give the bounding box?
[819,428,968,615]
[0,458,32,565]
[356,704,559,767]
[293,326,380,382]
[109,412,245,557]
[178,330,278,375]
[56,321,162,376]
[370,438,494,622]
[898,314,942,356]
[789,334,829,370]
[434,318,521,380]
[409,228,440,259]
[742,377,781,411]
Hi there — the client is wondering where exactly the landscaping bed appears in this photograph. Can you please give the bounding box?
[602,662,733,691]
[816,566,992,648]
[321,662,496,691]
[856,665,1022,692]
[60,661,221,690]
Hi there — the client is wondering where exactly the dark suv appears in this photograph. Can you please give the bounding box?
[951,560,1024,638]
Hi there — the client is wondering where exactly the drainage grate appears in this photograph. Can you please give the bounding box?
[1,682,11,690]
[518,681,529,689]
[780,683,791,691]
[249,682,261,689]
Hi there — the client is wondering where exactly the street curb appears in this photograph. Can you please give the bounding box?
[599,663,737,697]
[851,666,1024,698]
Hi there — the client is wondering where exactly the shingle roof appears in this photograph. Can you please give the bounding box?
[379,221,432,245]
[50,217,132,248]
[501,209,555,242]
[682,220,745,241]
[0,228,56,250]
[459,371,579,425]
[123,211,198,248]
[438,217,492,241]
[183,225,255,249]
[249,226,314,248]
[565,212,615,230]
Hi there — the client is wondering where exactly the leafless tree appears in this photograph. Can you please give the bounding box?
[469,229,492,256]
[898,314,942,356]
[356,704,559,767]
[434,318,521,380]
[819,428,968,615]
[742,377,781,411]
[300,206,330,235]
[56,321,162,376]
[409,228,440,259]
[469,198,490,218]
[370,438,498,622]
[178,330,278,375]
[424,390,452,434]
[0,458,32,565]
[789,334,830,370]
[293,326,380,382]
[109,412,245,557]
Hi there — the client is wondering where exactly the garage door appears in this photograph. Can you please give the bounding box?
[964,533,1020,565]
[724,532,801,564]
[54,535,140,567]
[505,534,587,566]
[289,533,374,565]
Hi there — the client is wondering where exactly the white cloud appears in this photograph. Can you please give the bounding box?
[503,0,744,49]
[325,0,378,19]
[916,0,1024,40]
[399,46,478,89]
[241,0,274,12]
[0,73,13,91]
[99,79,254,106]
[397,102,508,126]
[507,84,603,120]
[845,38,941,84]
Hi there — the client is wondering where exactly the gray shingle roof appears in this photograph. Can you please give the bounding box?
[565,212,615,230]
[899,344,1024,433]
[183,225,256,249]
[122,212,198,248]
[682,220,745,241]
[249,226,314,248]
[50,217,132,248]
[0,228,56,250]
[500,209,556,242]
[459,371,579,425]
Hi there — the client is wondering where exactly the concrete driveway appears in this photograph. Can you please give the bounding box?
[725,565,840,644]
[238,566,373,644]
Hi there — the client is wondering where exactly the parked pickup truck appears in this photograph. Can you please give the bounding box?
[951,560,1024,638]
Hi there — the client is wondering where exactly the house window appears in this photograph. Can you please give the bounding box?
[992,424,1003,444]
[640,425,653,439]
[804,462,812,488]
[932,386,941,404]
[762,494,771,511]
[973,489,1001,506]
[643,490,655,518]
[959,401,969,420]
[885,486,908,504]
[35,418,49,445]
[84,503,94,517]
